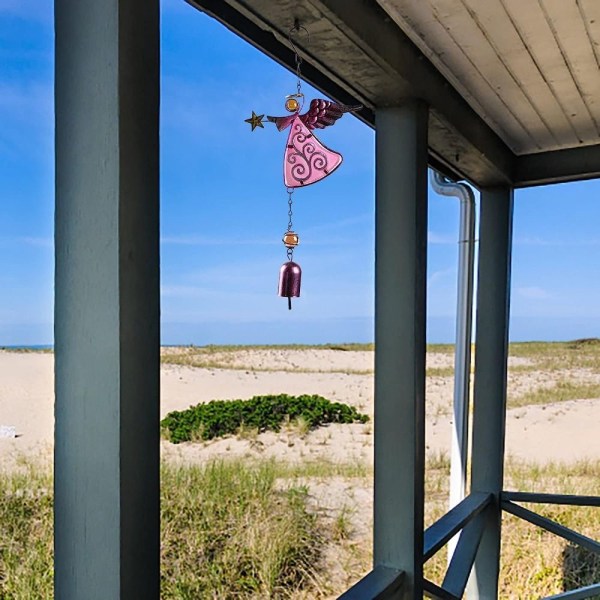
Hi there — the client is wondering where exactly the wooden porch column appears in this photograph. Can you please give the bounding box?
[374,101,428,599]
[54,1,160,598]
[469,186,514,599]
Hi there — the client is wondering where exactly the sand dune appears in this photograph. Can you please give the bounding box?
[1,348,599,469]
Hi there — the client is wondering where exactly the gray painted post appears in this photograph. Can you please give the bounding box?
[469,187,514,599]
[54,1,160,598]
[374,102,428,599]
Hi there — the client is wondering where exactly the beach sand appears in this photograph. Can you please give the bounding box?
[2,347,599,595]
[1,347,599,468]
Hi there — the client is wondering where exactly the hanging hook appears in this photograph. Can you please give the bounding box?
[287,19,310,57]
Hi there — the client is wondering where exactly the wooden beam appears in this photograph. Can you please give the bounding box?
[502,502,600,555]
[338,566,405,600]
[543,583,600,600]
[502,491,600,507]
[469,186,514,599]
[515,144,600,187]
[54,0,160,597]
[373,102,428,599]
[423,493,491,561]
[442,513,487,598]
[423,580,460,600]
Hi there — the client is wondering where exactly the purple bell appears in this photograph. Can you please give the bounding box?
[278,261,301,310]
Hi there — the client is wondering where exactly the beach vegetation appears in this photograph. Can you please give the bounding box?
[161,394,369,444]
[1,457,600,598]
[509,381,600,409]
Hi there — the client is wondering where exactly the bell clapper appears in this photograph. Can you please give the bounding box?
[288,297,292,310]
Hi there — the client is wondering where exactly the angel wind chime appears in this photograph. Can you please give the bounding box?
[245,22,360,309]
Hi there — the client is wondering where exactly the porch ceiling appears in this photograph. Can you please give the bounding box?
[380,0,600,156]
[189,0,600,188]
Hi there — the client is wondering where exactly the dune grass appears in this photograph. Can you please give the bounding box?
[1,457,599,598]
[509,381,600,409]
[159,343,456,376]
[0,460,323,599]
[0,466,53,598]
[508,338,600,371]
[160,460,321,598]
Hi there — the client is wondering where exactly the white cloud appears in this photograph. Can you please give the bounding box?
[428,267,457,286]
[514,236,600,247]
[0,236,53,248]
[428,231,456,244]
[516,286,550,299]
[18,236,53,248]
[161,235,275,246]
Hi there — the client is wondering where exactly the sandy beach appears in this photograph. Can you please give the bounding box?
[1,346,599,468]
[1,345,599,596]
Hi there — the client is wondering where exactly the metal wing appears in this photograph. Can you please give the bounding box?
[266,114,296,131]
[299,99,362,131]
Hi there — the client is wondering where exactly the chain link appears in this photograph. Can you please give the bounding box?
[286,188,294,262]
[287,188,294,231]
[295,53,302,96]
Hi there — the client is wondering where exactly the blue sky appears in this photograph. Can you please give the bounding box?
[0,0,598,345]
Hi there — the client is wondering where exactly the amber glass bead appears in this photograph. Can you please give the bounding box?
[285,97,299,112]
[283,231,299,248]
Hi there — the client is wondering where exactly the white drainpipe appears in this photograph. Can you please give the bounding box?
[430,170,476,560]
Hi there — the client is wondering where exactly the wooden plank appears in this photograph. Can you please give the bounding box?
[432,0,558,153]
[502,0,595,145]
[502,501,600,555]
[463,0,578,150]
[579,0,600,71]
[423,579,460,600]
[543,583,600,600]
[338,567,404,600]
[377,0,532,153]
[502,491,600,507]
[442,514,486,597]
[423,492,492,561]
[541,0,600,138]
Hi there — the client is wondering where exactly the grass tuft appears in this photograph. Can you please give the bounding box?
[161,460,321,598]
[0,469,53,598]
[510,381,600,409]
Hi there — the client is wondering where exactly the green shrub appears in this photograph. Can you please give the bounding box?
[161,394,369,444]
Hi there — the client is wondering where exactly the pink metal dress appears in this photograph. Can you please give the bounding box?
[267,99,360,188]
[283,116,342,187]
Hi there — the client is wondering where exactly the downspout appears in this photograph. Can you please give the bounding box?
[429,170,476,559]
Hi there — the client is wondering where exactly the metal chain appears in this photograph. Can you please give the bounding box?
[289,21,306,97]
[295,52,302,96]
[286,188,294,261]
[287,188,294,231]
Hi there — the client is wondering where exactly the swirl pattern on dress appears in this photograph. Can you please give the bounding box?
[287,122,328,186]
[283,116,343,188]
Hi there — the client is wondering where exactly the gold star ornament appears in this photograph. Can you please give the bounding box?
[245,111,265,131]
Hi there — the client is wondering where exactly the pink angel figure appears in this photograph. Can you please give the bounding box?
[267,99,361,188]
